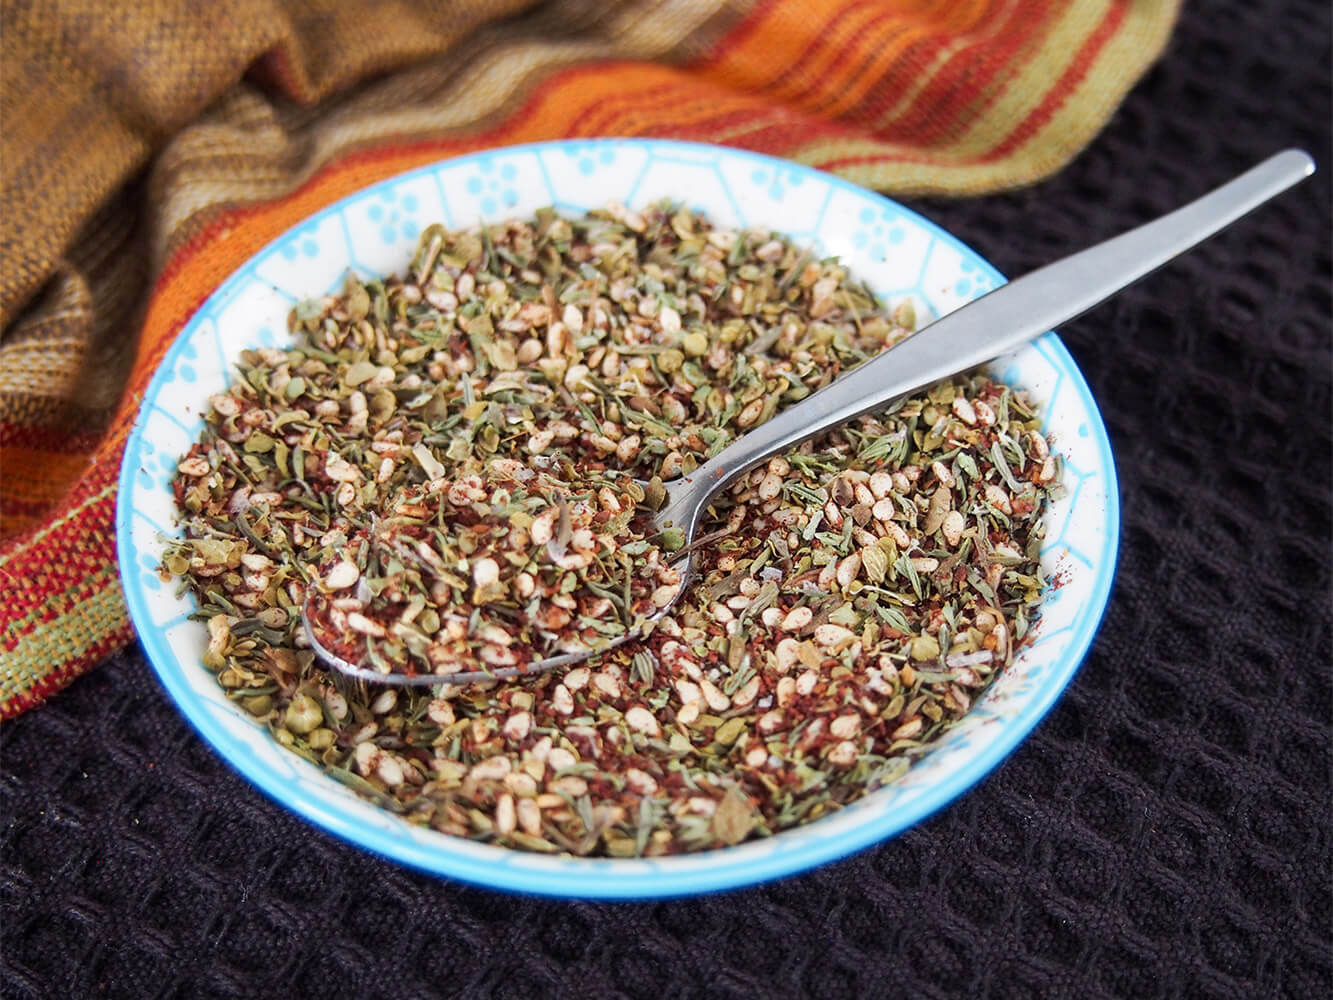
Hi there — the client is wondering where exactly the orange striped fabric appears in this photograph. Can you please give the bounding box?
[0,0,1180,717]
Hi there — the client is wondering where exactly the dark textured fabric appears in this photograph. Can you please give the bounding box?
[2,0,1329,996]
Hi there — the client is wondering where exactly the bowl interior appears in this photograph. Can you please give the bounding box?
[117,138,1118,898]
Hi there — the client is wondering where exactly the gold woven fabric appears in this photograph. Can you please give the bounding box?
[0,0,1180,715]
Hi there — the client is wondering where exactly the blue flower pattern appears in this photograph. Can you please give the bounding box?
[466,160,520,216]
[749,165,805,201]
[854,205,908,261]
[562,143,618,176]
[368,189,421,245]
[952,257,995,299]
[277,219,323,261]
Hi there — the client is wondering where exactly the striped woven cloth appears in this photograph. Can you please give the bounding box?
[0,0,1179,718]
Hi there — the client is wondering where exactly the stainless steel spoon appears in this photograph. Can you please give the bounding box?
[304,148,1314,686]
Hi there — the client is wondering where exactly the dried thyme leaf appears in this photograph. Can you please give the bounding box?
[712,787,756,845]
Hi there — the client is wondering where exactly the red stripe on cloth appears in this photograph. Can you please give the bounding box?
[559,75,843,145]
[0,442,117,568]
[691,0,786,70]
[869,0,1052,144]
[983,0,1126,159]
[749,0,904,101]
[0,494,60,520]
[814,0,1125,171]
[0,423,105,452]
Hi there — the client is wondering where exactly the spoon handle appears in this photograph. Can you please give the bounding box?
[666,149,1314,518]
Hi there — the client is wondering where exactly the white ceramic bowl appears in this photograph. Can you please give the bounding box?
[117,138,1118,898]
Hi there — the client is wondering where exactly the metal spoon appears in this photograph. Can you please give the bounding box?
[304,148,1314,686]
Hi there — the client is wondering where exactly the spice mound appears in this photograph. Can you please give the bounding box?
[165,203,1059,857]
[305,459,675,677]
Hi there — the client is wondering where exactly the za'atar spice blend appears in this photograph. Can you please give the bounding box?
[165,203,1059,856]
